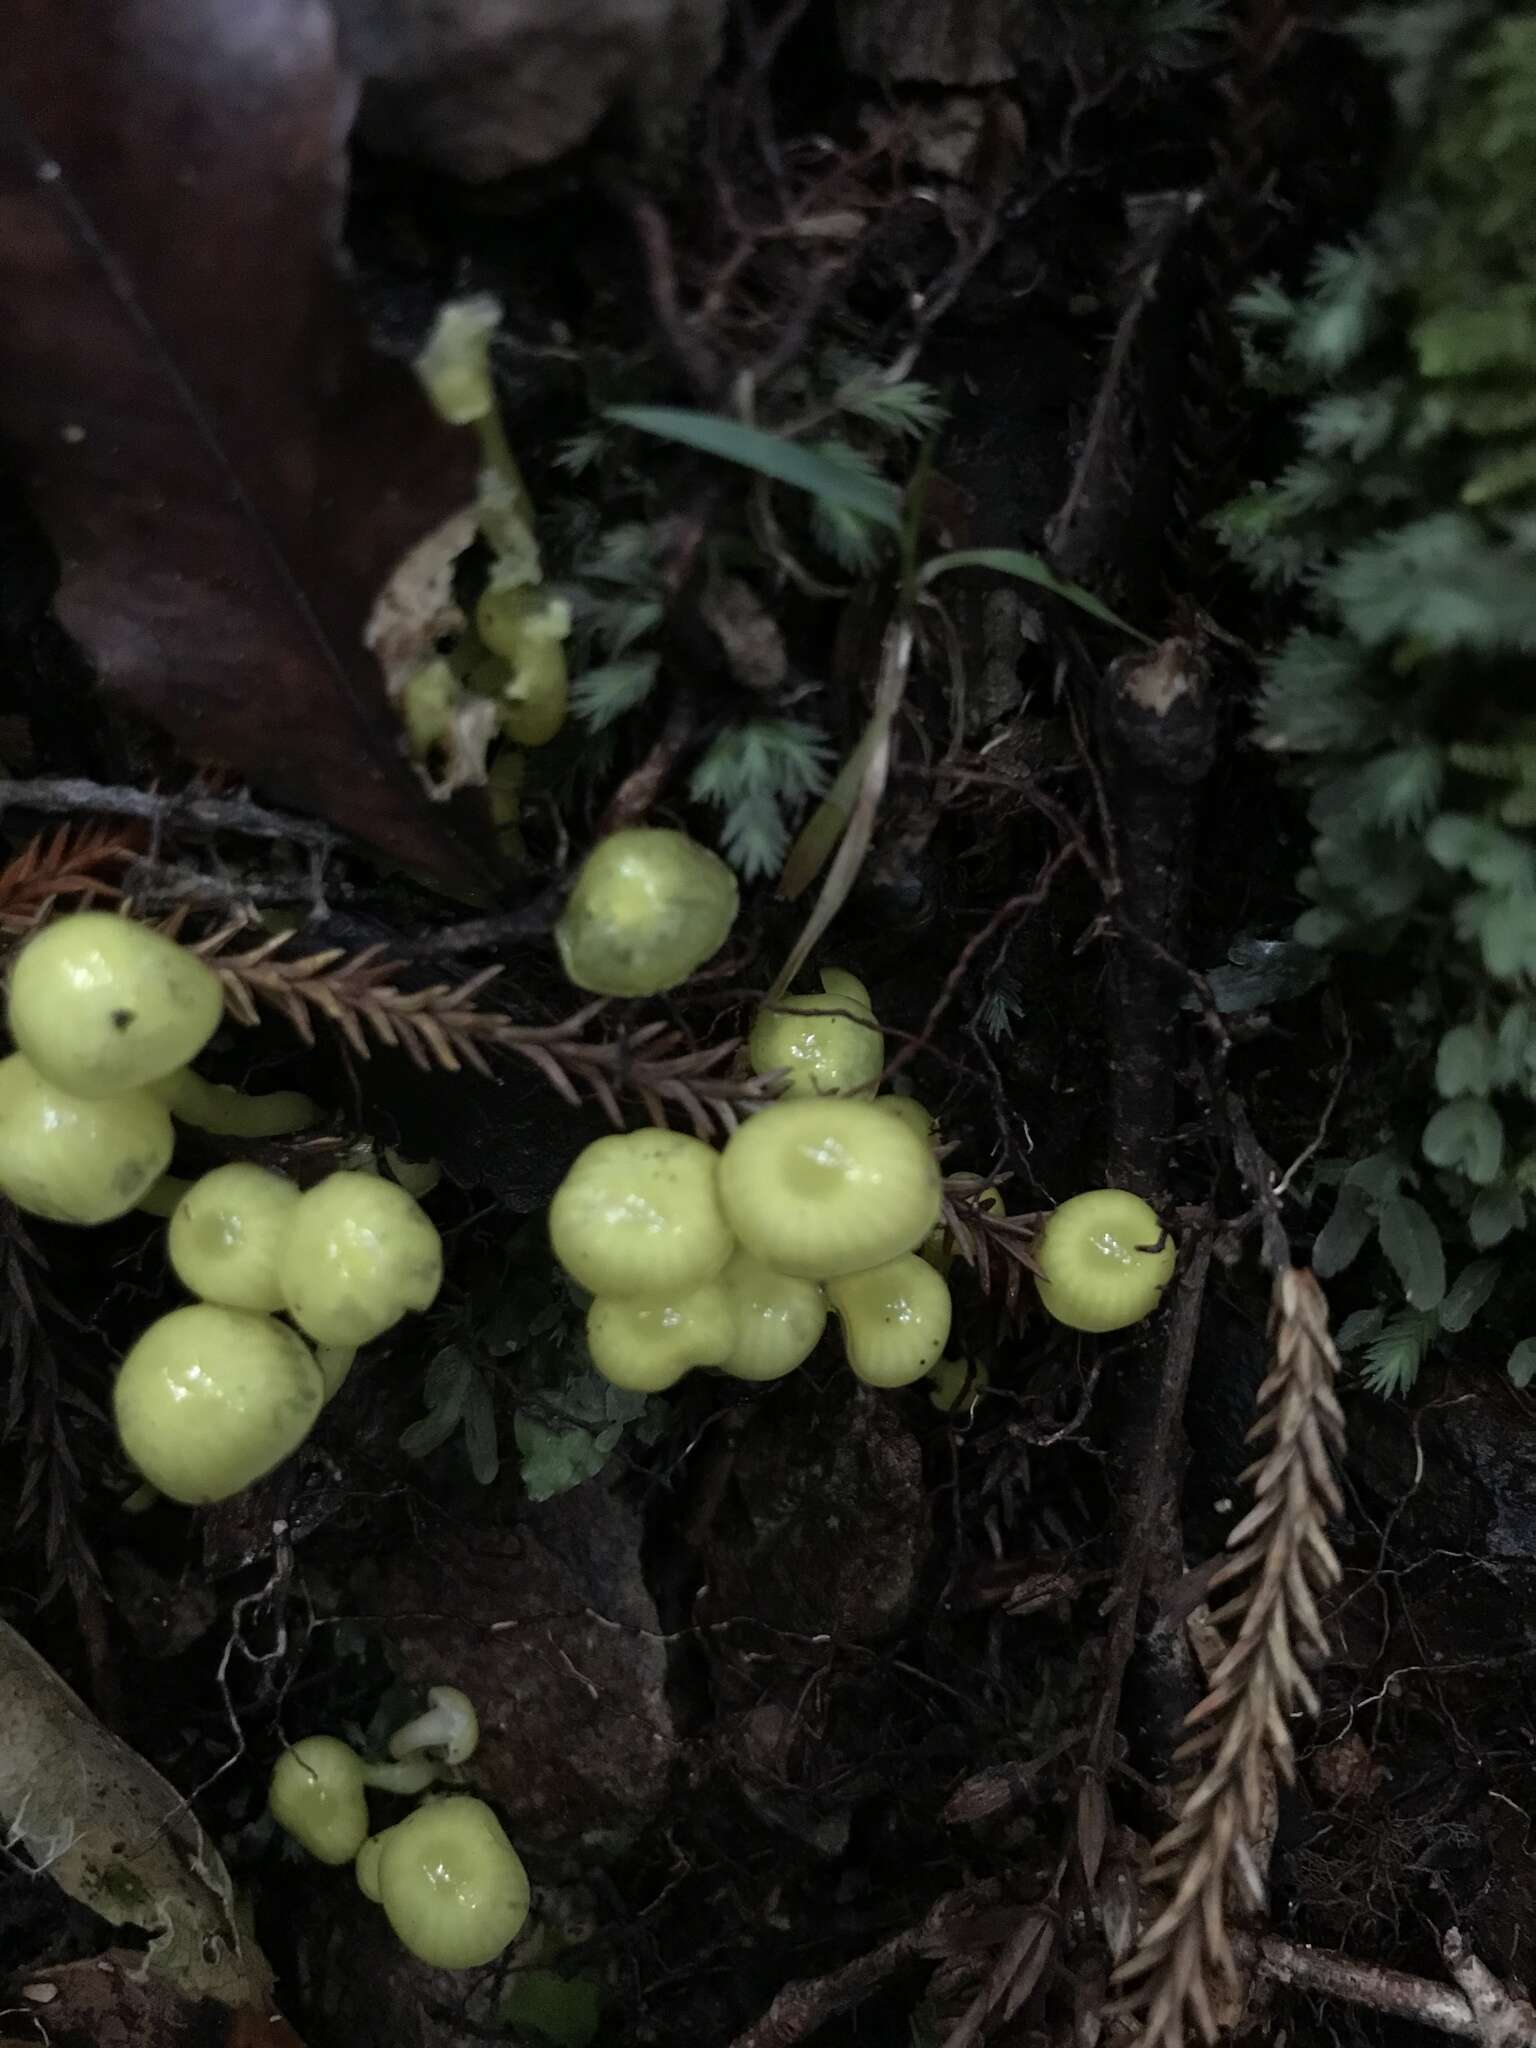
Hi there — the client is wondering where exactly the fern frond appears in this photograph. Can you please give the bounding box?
[0,824,134,935]
[2,1204,101,1606]
[569,656,659,729]
[1112,1268,1345,2047]
[690,718,834,879]
[179,920,780,1139]
[939,1183,1043,1323]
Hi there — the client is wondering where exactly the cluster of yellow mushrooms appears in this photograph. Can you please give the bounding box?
[0,913,443,1505]
[269,1685,530,1970]
[544,828,1178,1397]
[0,861,1177,1504]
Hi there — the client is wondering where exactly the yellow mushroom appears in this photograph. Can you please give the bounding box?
[278,1172,443,1347]
[748,967,883,1098]
[7,911,222,1099]
[0,1053,173,1224]
[549,1128,734,1302]
[269,1737,371,1865]
[113,1305,325,1504]
[715,1249,827,1381]
[375,1796,531,1970]
[555,828,738,997]
[586,1281,734,1391]
[1034,1189,1176,1333]
[828,1254,952,1389]
[167,1163,300,1312]
[716,1098,940,1280]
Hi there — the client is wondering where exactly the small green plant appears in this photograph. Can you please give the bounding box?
[1222,0,1536,1391]
[400,1344,501,1485]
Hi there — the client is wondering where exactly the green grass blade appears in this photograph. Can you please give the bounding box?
[605,406,902,527]
[918,546,1154,643]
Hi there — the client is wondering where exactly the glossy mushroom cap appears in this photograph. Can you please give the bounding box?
[8,911,223,1098]
[716,1250,827,1382]
[586,1281,734,1391]
[873,1094,934,1142]
[279,1172,443,1347]
[555,828,738,997]
[828,1254,952,1388]
[269,1736,370,1865]
[748,968,884,1098]
[1034,1189,1176,1333]
[388,1686,480,1768]
[717,1098,940,1280]
[377,1796,531,1970]
[168,1163,300,1312]
[113,1304,325,1503]
[0,1053,174,1224]
[549,1128,734,1302]
[355,1831,390,1901]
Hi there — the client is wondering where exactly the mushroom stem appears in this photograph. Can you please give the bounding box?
[359,1757,441,1796]
[154,1065,319,1138]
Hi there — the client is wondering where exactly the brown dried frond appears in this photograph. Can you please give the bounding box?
[0,823,133,934]
[1,1203,101,1605]
[940,1180,1042,1322]
[1112,1267,1346,2048]
[183,920,781,1140]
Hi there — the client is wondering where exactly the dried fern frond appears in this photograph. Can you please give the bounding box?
[1,1204,100,1605]
[940,1182,1042,1322]
[0,823,133,935]
[182,920,781,1140]
[1112,1267,1345,2048]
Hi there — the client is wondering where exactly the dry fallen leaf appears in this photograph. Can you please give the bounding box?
[3,1953,305,2048]
[0,0,494,896]
[0,1618,274,2010]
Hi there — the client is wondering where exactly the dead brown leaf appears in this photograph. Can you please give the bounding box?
[0,0,494,896]
[4,1952,305,2048]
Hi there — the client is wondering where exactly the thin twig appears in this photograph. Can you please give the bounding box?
[726,1884,1011,2048]
[881,843,1079,1088]
[0,777,339,848]
[1245,1929,1536,2046]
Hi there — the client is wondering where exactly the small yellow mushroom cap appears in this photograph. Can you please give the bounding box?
[279,1171,443,1347]
[874,1094,934,1142]
[355,1830,390,1901]
[8,911,223,1099]
[550,1128,734,1302]
[717,1099,941,1281]
[377,1796,531,1970]
[389,1685,480,1767]
[269,1736,370,1865]
[716,1249,826,1382]
[555,829,738,998]
[587,1281,734,1391]
[828,1254,952,1388]
[1034,1189,1176,1333]
[168,1163,300,1312]
[748,967,884,1098]
[475,587,571,747]
[113,1304,325,1504]
[0,1053,174,1224]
